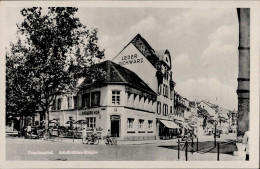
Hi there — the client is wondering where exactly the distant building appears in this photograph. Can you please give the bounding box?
[228,110,238,133]
[218,108,230,134]
[197,106,211,135]
[198,100,219,120]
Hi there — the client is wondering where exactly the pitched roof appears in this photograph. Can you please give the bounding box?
[200,100,218,110]
[113,34,172,68]
[198,107,211,119]
[154,49,172,67]
[78,60,157,96]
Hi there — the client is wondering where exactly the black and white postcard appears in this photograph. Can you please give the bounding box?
[0,0,259,168]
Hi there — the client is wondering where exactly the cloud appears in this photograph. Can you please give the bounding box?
[208,25,238,44]
[199,24,238,85]
[129,16,161,35]
[174,53,191,65]
[99,16,162,59]
[176,78,237,110]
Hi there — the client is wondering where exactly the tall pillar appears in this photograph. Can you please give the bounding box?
[237,8,250,136]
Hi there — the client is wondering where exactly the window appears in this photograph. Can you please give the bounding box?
[170,91,174,99]
[82,93,90,108]
[82,92,100,108]
[163,84,165,96]
[139,119,144,129]
[127,118,134,130]
[91,91,100,107]
[127,92,131,103]
[158,84,162,94]
[73,96,77,108]
[157,102,161,114]
[148,120,153,129]
[170,106,173,114]
[52,99,56,110]
[86,117,96,129]
[112,91,120,105]
[163,104,168,116]
[57,98,62,110]
[165,71,168,80]
[67,96,72,109]
[165,85,168,97]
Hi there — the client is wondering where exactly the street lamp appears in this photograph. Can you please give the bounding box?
[213,120,218,147]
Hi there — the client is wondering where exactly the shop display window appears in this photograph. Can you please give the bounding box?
[148,120,153,129]
[127,118,134,130]
[138,119,144,129]
[86,117,96,130]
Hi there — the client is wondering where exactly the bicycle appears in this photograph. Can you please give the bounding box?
[111,136,117,145]
[106,135,117,145]
[82,134,99,145]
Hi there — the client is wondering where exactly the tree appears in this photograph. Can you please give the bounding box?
[6,7,105,129]
[6,50,39,130]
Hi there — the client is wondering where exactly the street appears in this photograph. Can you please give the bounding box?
[6,134,243,161]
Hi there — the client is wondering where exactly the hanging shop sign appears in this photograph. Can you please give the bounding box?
[82,110,100,115]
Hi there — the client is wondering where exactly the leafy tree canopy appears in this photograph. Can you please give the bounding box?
[6,7,105,128]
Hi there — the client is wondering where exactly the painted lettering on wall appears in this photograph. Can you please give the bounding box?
[82,110,100,115]
[119,54,143,65]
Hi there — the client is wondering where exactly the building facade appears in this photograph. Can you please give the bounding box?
[113,34,179,139]
[35,61,158,140]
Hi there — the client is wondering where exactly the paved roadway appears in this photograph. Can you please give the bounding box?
[6,134,242,161]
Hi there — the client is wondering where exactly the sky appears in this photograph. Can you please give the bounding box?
[5,7,239,110]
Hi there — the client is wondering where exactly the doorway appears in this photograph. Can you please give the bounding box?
[110,115,120,137]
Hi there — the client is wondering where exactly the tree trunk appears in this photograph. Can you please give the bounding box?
[45,109,49,129]
[20,115,24,132]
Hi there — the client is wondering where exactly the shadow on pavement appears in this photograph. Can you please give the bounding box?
[158,141,238,154]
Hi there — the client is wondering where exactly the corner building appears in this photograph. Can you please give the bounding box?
[113,34,177,139]
[44,60,158,140]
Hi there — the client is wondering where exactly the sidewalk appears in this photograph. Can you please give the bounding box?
[46,137,178,145]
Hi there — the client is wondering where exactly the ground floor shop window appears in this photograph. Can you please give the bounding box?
[138,119,144,129]
[127,118,134,130]
[86,117,96,129]
[148,120,153,129]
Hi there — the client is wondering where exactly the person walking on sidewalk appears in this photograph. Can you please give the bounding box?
[242,130,249,161]
[105,129,112,145]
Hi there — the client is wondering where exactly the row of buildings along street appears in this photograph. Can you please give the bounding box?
[6,33,238,141]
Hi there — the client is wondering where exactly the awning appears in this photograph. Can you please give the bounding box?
[174,120,192,130]
[183,123,192,130]
[160,120,180,129]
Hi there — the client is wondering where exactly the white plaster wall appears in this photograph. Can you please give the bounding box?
[123,108,156,137]
[113,43,157,92]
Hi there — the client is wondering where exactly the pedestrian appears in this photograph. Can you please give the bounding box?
[242,130,249,161]
[82,124,87,144]
[26,125,32,138]
[106,129,112,145]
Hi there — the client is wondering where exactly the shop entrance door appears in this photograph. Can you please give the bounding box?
[110,115,120,137]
